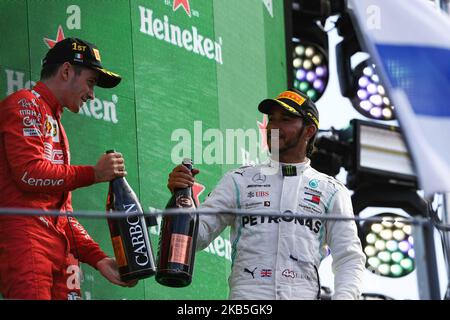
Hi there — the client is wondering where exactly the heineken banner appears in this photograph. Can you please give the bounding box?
[0,0,287,299]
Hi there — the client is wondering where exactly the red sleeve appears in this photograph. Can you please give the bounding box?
[66,216,108,268]
[1,92,96,193]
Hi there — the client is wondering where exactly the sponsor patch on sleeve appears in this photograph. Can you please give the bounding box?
[23,128,42,137]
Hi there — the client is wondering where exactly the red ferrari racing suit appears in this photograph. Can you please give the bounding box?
[0,82,107,299]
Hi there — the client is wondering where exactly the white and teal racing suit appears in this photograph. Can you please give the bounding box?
[196,159,366,300]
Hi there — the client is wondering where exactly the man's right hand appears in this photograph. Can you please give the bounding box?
[167,164,200,193]
[94,152,127,183]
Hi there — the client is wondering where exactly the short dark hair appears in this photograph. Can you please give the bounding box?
[40,63,61,80]
[40,63,84,81]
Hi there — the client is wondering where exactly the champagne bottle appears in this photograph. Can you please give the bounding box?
[105,150,156,281]
[156,158,199,287]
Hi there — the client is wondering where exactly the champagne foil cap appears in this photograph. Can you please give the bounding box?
[182,158,193,170]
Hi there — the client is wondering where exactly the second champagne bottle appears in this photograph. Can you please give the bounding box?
[156,158,199,287]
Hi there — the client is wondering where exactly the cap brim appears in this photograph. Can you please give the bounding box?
[93,67,121,88]
[258,99,302,116]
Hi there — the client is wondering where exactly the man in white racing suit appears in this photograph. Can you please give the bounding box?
[167,89,366,300]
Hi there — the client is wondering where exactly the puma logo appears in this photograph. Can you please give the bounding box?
[244,267,257,279]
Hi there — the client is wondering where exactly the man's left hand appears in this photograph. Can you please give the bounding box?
[96,257,138,288]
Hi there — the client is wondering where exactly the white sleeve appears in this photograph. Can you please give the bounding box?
[196,173,237,251]
[326,187,366,300]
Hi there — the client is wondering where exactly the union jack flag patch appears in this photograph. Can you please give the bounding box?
[260,269,272,277]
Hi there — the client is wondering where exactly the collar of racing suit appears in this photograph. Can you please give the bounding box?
[268,158,311,177]
[32,81,64,117]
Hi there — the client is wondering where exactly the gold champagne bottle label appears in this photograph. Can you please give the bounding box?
[169,233,192,265]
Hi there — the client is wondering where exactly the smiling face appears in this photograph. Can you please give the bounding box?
[62,64,98,113]
[266,104,316,163]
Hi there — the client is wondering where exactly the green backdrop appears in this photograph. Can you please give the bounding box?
[0,0,287,299]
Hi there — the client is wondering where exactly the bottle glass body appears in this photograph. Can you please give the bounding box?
[106,177,156,282]
[156,161,199,287]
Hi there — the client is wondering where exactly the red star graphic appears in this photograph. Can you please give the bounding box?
[257,115,269,151]
[192,182,205,205]
[173,0,191,17]
[44,25,65,49]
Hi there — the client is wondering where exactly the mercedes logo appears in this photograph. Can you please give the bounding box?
[252,173,266,183]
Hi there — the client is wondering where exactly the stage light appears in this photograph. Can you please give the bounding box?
[360,213,415,278]
[352,60,395,120]
[347,119,417,189]
[335,11,395,120]
[291,3,330,102]
[353,191,427,280]
[292,39,329,101]
[310,119,417,187]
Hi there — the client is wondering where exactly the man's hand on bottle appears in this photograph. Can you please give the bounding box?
[94,152,127,182]
[96,257,138,288]
[167,164,200,193]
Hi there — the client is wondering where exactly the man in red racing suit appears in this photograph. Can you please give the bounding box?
[0,38,135,299]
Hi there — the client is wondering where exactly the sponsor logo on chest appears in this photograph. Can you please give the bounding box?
[242,215,322,234]
[44,115,60,143]
[304,192,321,205]
[247,191,270,198]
